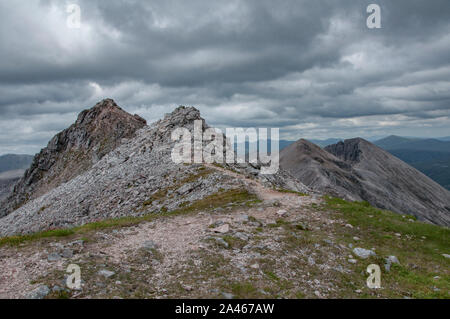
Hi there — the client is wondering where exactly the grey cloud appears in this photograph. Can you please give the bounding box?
[0,0,449,155]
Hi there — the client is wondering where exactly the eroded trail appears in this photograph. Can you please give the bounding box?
[0,165,332,299]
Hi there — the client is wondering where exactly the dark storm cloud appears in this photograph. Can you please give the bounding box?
[0,0,449,154]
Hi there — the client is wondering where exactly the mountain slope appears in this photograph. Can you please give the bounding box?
[280,138,450,226]
[0,99,147,217]
[279,139,364,201]
[0,105,307,237]
[325,139,450,226]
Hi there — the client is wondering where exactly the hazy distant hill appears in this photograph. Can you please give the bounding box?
[0,154,33,174]
[0,155,33,199]
[375,135,450,152]
[374,136,450,190]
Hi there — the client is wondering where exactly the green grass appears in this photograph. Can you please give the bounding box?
[0,188,257,248]
[274,188,309,196]
[323,196,450,298]
[230,282,260,298]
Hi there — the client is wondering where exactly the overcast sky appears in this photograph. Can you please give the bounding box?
[0,0,449,155]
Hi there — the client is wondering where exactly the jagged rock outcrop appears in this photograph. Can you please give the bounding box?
[280,137,450,226]
[0,104,307,237]
[0,99,146,217]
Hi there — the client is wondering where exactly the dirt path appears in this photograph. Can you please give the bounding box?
[0,165,325,299]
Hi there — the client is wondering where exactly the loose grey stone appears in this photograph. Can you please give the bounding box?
[27,285,50,299]
[61,249,73,259]
[212,224,230,234]
[384,255,400,272]
[353,248,376,259]
[222,292,234,299]
[47,252,62,262]
[277,210,288,217]
[142,240,159,251]
[215,238,229,248]
[237,214,249,222]
[234,232,249,241]
[98,270,116,278]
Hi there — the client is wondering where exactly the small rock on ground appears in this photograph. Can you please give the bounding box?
[212,224,230,234]
[26,285,50,299]
[47,252,62,262]
[353,248,376,259]
[98,270,116,278]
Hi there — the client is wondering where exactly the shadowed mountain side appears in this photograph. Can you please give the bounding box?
[280,138,450,226]
[280,140,364,201]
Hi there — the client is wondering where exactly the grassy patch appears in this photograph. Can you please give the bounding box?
[323,196,450,298]
[274,188,309,196]
[230,282,260,298]
[0,188,257,248]
[222,235,247,249]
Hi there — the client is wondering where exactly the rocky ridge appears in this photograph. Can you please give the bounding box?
[0,104,307,237]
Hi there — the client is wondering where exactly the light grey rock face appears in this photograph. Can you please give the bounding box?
[26,285,50,299]
[0,104,308,237]
[353,248,376,259]
[281,138,450,226]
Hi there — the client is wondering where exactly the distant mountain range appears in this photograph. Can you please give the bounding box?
[280,135,450,191]
[0,154,33,174]
[280,138,450,226]
[372,136,450,190]
[0,154,34,200]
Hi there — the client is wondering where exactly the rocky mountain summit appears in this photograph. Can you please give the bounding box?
[280,138,450,226]
[0,99,147,218]
[0,102,307,237]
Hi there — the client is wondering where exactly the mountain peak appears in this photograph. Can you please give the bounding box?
[324,138,371,163]
[0,99,147,217]
[76,98,146,127]
[163,106,202,124]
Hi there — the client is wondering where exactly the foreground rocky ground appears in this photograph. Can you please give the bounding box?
[0,164,448,299]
